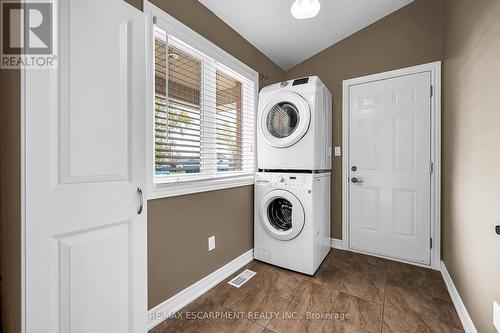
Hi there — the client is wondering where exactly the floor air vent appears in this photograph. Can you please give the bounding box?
[228,269,256,288]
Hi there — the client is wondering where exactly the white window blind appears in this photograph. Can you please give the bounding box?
[154,26,255,183]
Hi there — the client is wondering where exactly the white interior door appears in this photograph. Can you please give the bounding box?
[25,0,147,332]
[348,72,431,265]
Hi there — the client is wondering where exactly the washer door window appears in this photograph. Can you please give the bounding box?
[260,190,305,241]
[260,92,311,148]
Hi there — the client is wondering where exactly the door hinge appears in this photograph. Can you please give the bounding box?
[430,85,434,98]
[153,16,157,24]
[429,162,434,174]
[430,237,433,249]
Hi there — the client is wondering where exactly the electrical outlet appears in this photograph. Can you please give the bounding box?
[334,147,341,156]
[208,235,216,251]
[494,301,500,332]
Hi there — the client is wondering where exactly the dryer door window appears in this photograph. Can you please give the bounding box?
[260,92,311,148]
[266,102,299,139]
[260,189,305,241]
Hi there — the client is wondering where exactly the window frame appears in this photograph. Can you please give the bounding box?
[145,2,258,199]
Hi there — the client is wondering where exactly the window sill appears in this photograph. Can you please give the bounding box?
[147,174,255,200]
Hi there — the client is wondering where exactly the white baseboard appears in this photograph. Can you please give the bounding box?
[147,249,254,330]
[330,238,345,250]
[440,260,477,333]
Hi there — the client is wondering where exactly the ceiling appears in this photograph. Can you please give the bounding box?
[199,0,413,70]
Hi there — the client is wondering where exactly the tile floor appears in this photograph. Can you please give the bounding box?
[150,249,463,333]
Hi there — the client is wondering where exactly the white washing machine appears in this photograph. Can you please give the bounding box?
[257,76,332,171]
[254,171,331,275]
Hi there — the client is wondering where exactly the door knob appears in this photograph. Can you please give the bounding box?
[351,177,363,184]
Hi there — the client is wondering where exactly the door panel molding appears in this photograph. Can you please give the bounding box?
[342,61,441,270]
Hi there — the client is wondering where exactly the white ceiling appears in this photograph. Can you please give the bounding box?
[199,0,413,70]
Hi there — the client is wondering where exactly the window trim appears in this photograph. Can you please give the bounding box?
[145,1,258,199]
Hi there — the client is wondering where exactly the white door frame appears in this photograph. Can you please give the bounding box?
[342,61,441,270]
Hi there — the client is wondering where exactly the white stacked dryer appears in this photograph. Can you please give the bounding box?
[254,76,332,275]
[257,76,332,170]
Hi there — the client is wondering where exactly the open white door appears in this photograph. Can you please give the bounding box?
[348,72,432,265]
[24,0,147,332]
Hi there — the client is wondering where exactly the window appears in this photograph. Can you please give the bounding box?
[154,31,202,176]
[151,22,257,194]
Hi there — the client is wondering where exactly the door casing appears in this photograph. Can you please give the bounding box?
[342,61,441,270]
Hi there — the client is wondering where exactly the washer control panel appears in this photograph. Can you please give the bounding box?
[270,175,309,189]
[255,173,315,190]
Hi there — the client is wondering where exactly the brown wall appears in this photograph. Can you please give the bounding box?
[148,187,254,308]
[442,0,500,332]
[0,69,22,332]
[283,0,445,238]
[124,0,284,309]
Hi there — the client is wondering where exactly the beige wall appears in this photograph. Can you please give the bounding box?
[442,0,500,332]
[124,0,284,309]
[148,187,254,308]
[283,0,445,238]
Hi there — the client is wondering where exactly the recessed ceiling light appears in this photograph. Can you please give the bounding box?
[291,0,321,20]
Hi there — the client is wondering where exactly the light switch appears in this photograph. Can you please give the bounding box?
[334,147,341,156]
[208,235,216,251]
[494,301,500,331]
